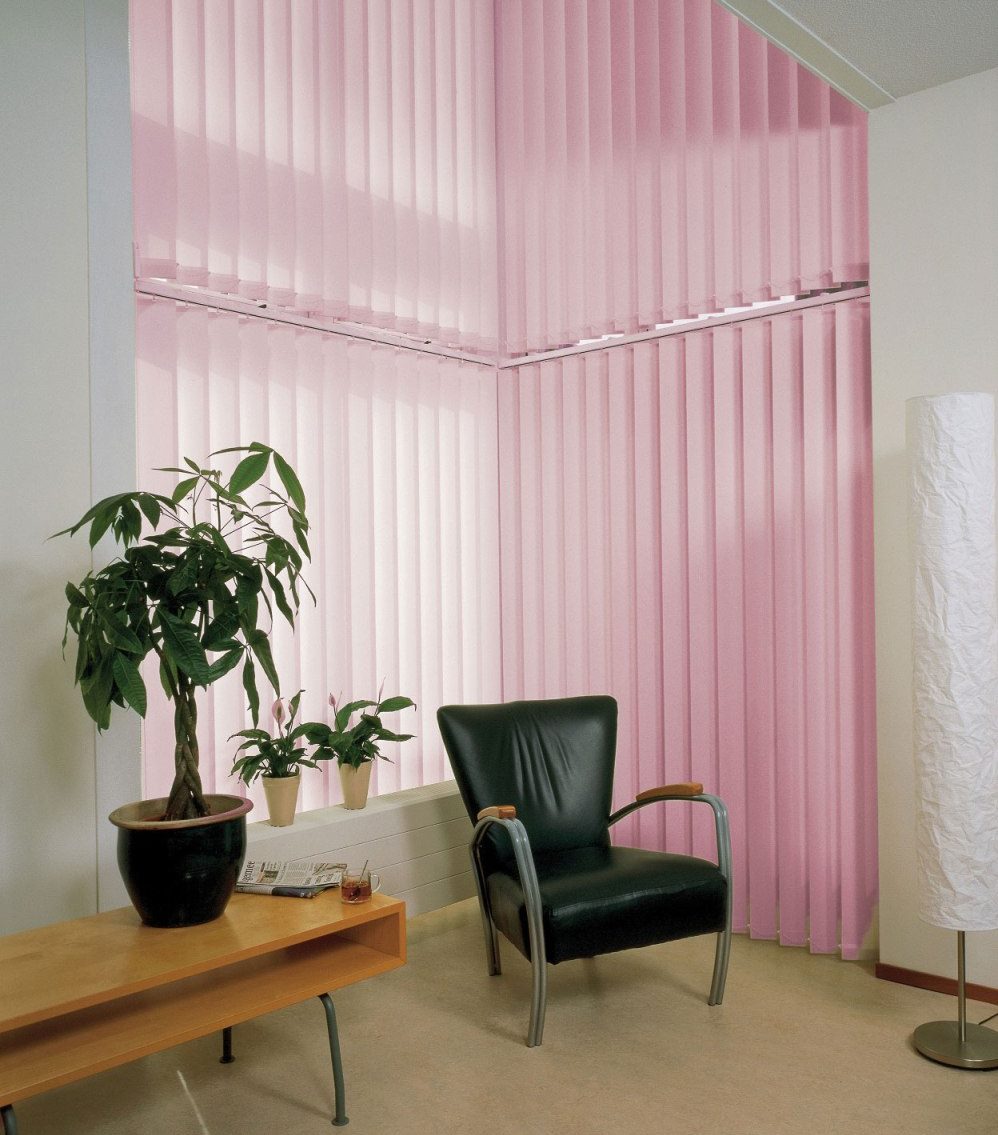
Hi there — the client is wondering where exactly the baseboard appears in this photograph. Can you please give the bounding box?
[875,962,998,1005]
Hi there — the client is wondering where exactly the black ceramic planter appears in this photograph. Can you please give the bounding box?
[109,794,253,928]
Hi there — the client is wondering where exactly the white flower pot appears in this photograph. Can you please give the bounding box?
[262,773,301,827]
[339,761,373,810]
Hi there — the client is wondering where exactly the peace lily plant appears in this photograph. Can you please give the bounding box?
[306,686,417,769]
[58,444,312,822]
[229,691,322,783]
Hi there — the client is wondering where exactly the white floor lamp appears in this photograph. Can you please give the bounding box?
[908,392,998,1069]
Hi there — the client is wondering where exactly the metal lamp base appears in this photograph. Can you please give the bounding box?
[913,1020,998,1069]
[910,931,998,1070]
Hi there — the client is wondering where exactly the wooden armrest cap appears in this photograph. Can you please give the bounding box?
[636,782,703,802]
[477,805,517,821]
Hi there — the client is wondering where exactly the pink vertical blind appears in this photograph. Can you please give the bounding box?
[135,294,502,813]
[132,0,867,363]
[131,0,499,353]
[494,0,869,356]
[130,2,875,951]
[497,297,876,957]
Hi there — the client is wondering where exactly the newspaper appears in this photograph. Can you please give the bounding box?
[237,859,347,898]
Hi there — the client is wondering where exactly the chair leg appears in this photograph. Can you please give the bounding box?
[470,815,547,1046]
[526,952,548,1048]
[708,924,731,1006]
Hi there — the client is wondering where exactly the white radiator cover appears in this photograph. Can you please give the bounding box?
[246,780,475,917]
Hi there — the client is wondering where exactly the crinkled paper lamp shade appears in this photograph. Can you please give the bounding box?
[908,392,998,932]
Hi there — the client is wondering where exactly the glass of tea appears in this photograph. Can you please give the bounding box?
[341,866,382,903]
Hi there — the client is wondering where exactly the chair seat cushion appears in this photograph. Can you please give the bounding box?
[486,844,727,965]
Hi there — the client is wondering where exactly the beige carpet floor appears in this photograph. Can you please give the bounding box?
[12,898,998,1134]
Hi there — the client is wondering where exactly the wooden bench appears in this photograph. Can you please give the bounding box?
[0,890,406,1131]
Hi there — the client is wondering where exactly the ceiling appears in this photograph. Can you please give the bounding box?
[718,0,998,109]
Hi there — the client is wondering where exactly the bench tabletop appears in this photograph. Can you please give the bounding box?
[0,891,403,1033]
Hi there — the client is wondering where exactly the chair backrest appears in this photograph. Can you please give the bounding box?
[437,696,618,867]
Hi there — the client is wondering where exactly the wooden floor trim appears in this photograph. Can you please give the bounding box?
[876,962,998,1006]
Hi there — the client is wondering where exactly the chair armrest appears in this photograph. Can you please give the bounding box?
[608,788,732,887]
[477,805,517,821]
[636,782,703,802]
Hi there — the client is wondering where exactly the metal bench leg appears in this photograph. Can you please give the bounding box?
[219,1025,235,1063]
[318,993,348,1127]
[1,1104,18,1134]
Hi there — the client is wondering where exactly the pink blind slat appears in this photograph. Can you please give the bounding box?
[494,0,869,356]
[497,298,876,957]
[131,0,499,353]
[135,295,502,813]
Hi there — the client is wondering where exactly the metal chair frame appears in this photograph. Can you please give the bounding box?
[469,791,732,1048]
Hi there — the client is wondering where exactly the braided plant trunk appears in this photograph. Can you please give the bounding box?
[164,675,207,820]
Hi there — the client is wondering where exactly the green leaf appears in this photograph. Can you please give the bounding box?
[235,577,260,636]
[376,729,415,744]
[229,728,269,743]
[207,647,243,683]
[120,499,143,543]
[228,451,270,496]
[157,610,211,684]
[172,476,199,505]
[230,752,266,785]
[51,492,129,540]
[137,495,162,529]
[242,656,260,725]
[88,508,115,548]
[158,656,178,699]
[292,522,312,560]
[81,680,111,730]
[81,656,114,729]
[203,607,241,650]
[246,630,280,694]
[377,696,416,714]
[335,699,374,731]
[264,569,294,626]
[65,582,87,608]
[166,553,200,596]
[112,653,148,717]
[273,451,306,512]
[98,611,144,654]
[302,722,332,744]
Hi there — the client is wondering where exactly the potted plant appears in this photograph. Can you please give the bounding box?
[306,688,416,809]
[58,443,312,926]
[230,691,321,826]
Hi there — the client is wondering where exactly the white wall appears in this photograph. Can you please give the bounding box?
[870,67,998,984]
[0,4,98,932]
[0,1,137,933]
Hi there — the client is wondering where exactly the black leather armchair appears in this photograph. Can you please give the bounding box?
[437,695,732,1047]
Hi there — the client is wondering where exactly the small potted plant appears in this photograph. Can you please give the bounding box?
[58,444,311,926]
[306,687,416,809]
[230,691,321,826]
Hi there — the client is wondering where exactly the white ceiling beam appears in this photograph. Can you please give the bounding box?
[716,0,895,110]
